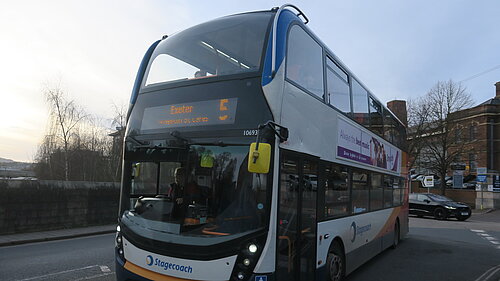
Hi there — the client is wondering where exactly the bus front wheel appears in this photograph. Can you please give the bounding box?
[327,241,345,281]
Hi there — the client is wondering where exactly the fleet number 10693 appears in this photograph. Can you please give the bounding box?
[243,129,258,136]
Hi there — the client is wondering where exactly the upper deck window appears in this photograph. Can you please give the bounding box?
[143,13,272,87]
[326,57,350,114]
[286,25,324,99]
[352,79,369,128]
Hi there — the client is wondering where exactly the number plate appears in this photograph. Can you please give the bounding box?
[461,212,469,216]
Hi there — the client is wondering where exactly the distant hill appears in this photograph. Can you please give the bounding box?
[0,157,15,163]
[0,158,35,178]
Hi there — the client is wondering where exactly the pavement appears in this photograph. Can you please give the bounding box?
[0,224,116,247]
[0,209,495,247]
[472,208,496,214]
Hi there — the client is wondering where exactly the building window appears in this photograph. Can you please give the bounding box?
[469,123,478,141]
[468,153,477,171]
[454,126,462,143]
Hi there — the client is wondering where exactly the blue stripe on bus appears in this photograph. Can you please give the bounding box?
[130,40,161,105]
[262,10,301,86]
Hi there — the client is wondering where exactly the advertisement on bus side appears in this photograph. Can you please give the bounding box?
[337,118,401,173]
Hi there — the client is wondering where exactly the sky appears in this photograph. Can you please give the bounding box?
[0,0,499,162]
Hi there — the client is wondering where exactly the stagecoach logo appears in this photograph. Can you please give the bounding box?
[350,222,372,243]
[350,222,357,242]
[145,254,193,274]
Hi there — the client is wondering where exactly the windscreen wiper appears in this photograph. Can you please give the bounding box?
[126,136,146,146]
[170,130,190,144]
[127,135,185,150]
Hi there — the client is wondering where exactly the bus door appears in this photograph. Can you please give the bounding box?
[277,153,317,281]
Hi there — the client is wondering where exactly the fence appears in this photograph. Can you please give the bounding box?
[0,179,120,235]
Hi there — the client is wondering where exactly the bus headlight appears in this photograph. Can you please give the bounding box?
[115,224,125,259]
[231,237,265,281]
[248,244,258,254]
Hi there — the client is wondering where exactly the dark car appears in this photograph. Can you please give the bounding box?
[409,193,471,221]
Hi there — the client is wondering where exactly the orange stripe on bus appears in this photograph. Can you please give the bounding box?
[375,207,401,238]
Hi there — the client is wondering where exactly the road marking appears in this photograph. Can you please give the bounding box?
[16,265,99,281]
[71,272,115,281]
[99,266,111,273]
[474,264,500,281]
[483,266,500,281]
[470,230,500,249]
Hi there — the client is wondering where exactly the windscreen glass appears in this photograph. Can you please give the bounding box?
[123,145,268,244]
[143,13,272,87]
[428,194,452,202]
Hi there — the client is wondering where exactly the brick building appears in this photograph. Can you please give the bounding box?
[448,82,500,175]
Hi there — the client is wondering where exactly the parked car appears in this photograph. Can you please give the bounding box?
[409,193,471,221]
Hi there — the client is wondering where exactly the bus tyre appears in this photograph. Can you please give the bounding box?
[327,242,345,281]
[391,221,400,249]
[434,207,446,220]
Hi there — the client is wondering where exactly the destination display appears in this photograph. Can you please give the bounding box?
[337,118,401,173]
[140,98,238,130]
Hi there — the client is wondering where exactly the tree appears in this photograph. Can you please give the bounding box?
[408,80,474,194]
[35,83,125,182]
[406,98,432,171]
[107,103,127,181]
[44,85,87,180]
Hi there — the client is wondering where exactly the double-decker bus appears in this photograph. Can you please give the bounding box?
[115,4,409,281]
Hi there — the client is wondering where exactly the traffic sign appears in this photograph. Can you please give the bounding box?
[477,175,487,183]
[451,164,466,170]
[477,167,487,174]
[423,176,434,187]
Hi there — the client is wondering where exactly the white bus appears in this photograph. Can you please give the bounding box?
[115,4,409,281]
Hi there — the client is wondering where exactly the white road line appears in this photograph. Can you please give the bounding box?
[490,241,500,245]
[71,272,115,281]
[479,233,491,237]
[474,264,500,281]
[99,266,111,273]
[471,229,486,233]
[16,265,99,281]
[483,266,500,281]
[485,237,496,240]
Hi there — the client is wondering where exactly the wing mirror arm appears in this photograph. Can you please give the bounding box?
[248,121,289,173]
[253,121,288,163]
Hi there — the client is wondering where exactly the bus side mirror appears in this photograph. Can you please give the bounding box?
[248,142,271,174]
